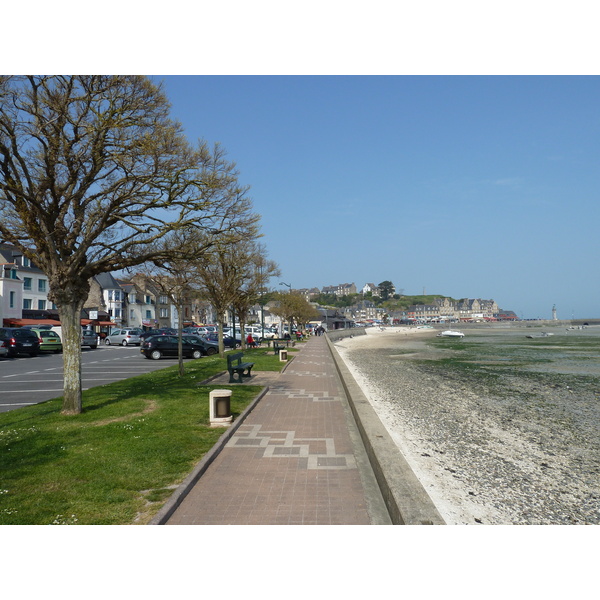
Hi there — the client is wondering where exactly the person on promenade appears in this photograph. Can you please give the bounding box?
[246,334,257,348]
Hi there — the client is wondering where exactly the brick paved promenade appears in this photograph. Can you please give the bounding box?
[165,335,390,524]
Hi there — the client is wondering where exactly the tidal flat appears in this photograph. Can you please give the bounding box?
[335,325,600,525]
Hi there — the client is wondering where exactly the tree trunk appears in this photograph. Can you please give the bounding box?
[240,316,246,350]
[177,301,185,377]
[217,316,225,358]
[57,301,84,415]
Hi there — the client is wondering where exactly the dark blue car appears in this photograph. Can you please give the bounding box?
[202,333,239,349]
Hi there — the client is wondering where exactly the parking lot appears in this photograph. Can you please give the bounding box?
[0,344,194,413]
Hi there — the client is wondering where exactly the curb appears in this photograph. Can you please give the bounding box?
[149,386,270,525]
[325,335,446,525]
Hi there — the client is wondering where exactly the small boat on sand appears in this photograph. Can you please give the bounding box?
[437,330,465,338]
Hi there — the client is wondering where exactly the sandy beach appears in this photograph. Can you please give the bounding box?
[334,326,600,525]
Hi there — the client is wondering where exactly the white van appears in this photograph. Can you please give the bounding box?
[245,326,276,340]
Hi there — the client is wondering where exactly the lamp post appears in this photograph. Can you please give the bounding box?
[279,282,291,338]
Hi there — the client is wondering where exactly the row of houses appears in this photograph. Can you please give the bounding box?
[0,242,280,332]
[295,282,381,300]
[396,297,518,322]
[0,242,202,330]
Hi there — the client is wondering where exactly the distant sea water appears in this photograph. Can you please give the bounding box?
[339,324,600,524]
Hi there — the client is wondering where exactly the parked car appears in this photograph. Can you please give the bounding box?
[196,326,217,335]
[182,334,219,356]
[223,328,244,341]
[182,327,200,335]
[81,329,99,349]
[140,335,205,360]
[202,332,240,349]
[139,328,176,341]
[104,328,143,346]
[29,327,63,354]
[0,327,41,357]
[0,339,8,359]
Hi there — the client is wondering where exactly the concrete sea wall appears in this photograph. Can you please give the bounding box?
[325,332,445,525]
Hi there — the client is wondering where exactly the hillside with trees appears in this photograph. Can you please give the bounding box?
[312,292,456,312]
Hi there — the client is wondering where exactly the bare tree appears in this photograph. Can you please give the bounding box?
[230,242,280,349]
[192,248,237,358]
[136,226,261,374]
[270,291,320,335]
[0,75,257,414]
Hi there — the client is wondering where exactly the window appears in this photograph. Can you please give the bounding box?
[160,308,168,318]
[145,310,152,319]
[38,279,47,292]
[9,291,15,308]
[23,257,31,267]
[129,293,136,303]
[38,300,46,310]
[114,308,122,319]
[23,299,32,309]
[24,277,32,290]
[130,309,135,319]
[145,295,152,304]
[159,295,168,304]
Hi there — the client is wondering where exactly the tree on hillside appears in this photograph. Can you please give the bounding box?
[0,75,257,414]
[378,281,395,301]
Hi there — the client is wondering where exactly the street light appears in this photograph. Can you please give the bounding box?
[278,282,291,338]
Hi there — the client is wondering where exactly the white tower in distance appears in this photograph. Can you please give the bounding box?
[552,304,557,320]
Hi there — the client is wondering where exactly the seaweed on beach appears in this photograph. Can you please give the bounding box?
[342,328,600,524]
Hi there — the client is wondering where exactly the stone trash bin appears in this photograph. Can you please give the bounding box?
[279,349,288,361]
[209,389,233,427]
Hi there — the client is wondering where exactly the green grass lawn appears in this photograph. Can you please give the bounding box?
[0,346,291,525]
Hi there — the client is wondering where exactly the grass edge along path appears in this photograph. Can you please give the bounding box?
[0,345,297,525]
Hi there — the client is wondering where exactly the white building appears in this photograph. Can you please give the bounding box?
[0,243,53,324]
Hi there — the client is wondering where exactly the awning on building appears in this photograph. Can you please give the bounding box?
[2,318,62,327]
[2,317,117,328]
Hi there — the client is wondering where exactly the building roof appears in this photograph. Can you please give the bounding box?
[94,272,122,289]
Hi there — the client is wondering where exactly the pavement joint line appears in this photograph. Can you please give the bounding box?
[1,402,40,406]
[2,389,64,393]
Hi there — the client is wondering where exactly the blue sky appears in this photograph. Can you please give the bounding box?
[9,4,599,320]
[156,75,600,319]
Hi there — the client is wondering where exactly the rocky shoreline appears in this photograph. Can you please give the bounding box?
[334,327,600,525]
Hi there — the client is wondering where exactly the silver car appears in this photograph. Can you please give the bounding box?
[0,339,8,358]
[104,328,143,346]
[81,329,99,349]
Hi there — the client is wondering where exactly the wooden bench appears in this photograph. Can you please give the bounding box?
[268,338,296,350]
[227,352,255,383]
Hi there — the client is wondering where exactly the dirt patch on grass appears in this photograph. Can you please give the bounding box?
[92,399,158,426]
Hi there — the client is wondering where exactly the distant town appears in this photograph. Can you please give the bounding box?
[291,282,518,326]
